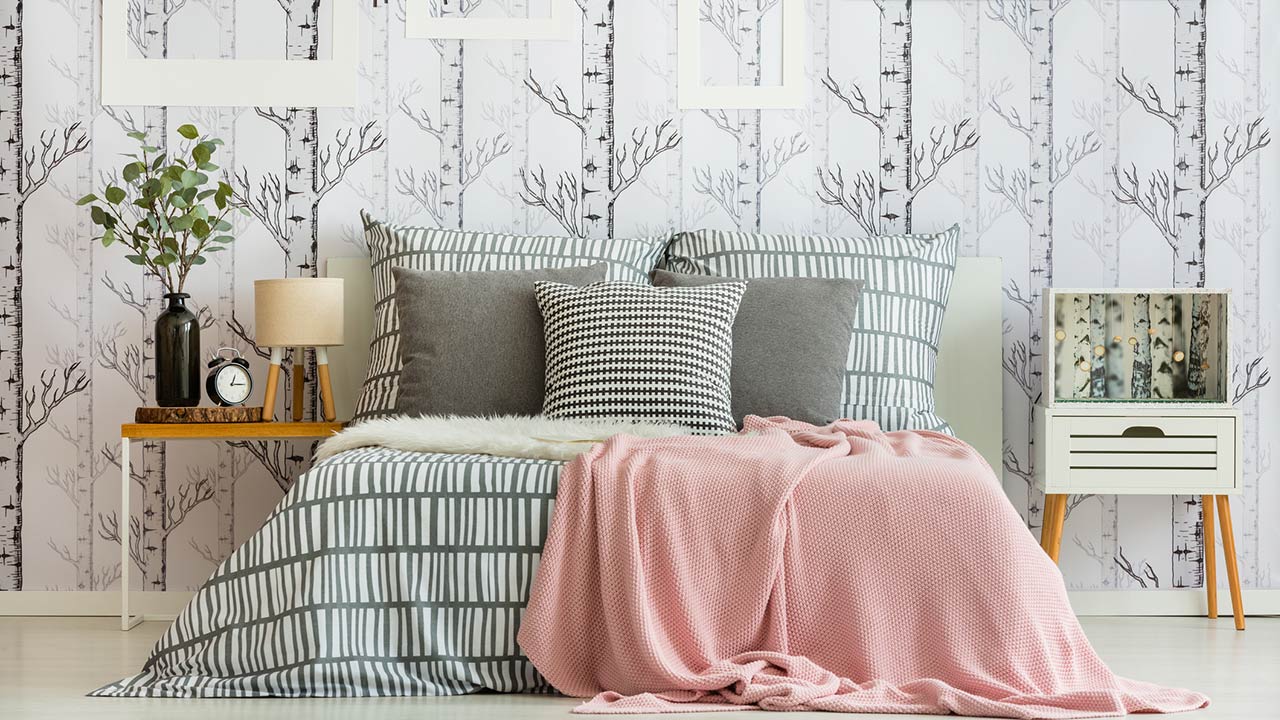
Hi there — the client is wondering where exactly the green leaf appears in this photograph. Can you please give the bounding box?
[170,194,189,209]
[212,235,235,244]
[140,145,161,153]
[89,205,107,225]
[126,131,148,142]
[203,245,225,253]
[192,143,211,165]
[122,162,142,183]
[76,193,98,206]
[181,169,199,188]
[162,237,181,253]
[102,228,116,248]
[196,189,217,201]
[198,162,219,172]
[152,153,167,171]
[105,186,126,204]
[125,254,147,266]
[155,252,178,266]
[177,124,199,140]
[189,255,207,266]
[214,218,233,232]
[193,205,209,221]
[192,218,210,238]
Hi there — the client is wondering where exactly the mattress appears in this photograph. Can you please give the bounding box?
[93,447,564,697]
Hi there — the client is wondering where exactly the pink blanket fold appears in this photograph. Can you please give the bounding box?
[517,418,1208,717]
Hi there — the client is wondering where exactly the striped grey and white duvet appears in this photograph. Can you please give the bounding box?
[92,447,564,698]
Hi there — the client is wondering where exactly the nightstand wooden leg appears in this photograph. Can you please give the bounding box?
[1215,496,1245,630]
[1040,495,1057,552]
[1050,495,1066,564]
[1203,495,1217,619]
[1043,494,1067,564]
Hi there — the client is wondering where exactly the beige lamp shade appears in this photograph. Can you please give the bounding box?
[254,278,345,347]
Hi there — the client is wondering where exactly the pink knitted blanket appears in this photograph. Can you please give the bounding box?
[518,418,1208,717]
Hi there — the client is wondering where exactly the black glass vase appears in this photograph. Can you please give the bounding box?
[154,293,201,407]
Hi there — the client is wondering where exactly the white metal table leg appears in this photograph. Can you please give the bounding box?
[120,436,142,631]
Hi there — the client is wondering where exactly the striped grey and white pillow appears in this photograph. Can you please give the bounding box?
[353,212,669,422]
[535,281,746,435]
[662,226,960,433]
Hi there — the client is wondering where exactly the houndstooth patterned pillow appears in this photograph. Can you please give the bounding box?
[662,226,960,433]
[535,281,746,435]
[353,212,670,423]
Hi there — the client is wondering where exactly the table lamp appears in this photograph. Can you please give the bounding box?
[254,278,344,422]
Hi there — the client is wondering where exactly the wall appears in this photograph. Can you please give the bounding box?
[1,0,1274,595]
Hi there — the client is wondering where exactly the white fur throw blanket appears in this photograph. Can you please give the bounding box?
[315,415,692,463]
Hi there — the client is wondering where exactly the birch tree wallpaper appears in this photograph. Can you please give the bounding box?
[1,0,1275,598]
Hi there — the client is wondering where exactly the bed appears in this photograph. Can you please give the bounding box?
[92,256,1007,699]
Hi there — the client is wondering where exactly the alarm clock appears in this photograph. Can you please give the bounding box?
[206,347,253,407]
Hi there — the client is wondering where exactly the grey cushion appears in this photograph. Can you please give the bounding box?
[653,270,862,426]
[392,263,607,417]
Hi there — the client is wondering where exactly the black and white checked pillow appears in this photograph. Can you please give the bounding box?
[535,281,747,435]
[352,212,669,423]
[663,226,959,433]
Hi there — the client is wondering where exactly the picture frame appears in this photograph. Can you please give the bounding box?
[100,0,359,107]
[677,0,805,109]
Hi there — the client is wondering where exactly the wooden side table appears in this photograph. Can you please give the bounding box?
[118,421,344,630]
[1035,405,1245,630]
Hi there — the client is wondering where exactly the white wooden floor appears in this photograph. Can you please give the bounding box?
[0,616,1275,719]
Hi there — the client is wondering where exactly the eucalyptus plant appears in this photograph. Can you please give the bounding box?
[77,123,244,296]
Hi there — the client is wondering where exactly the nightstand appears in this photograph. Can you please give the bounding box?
[1034,405,1244,629]
[118,421,344,630]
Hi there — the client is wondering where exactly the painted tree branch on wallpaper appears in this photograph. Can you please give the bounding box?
[396,1,511,229]
[985,0,1098,538]
[693,0,808,231]
[819,0,978,236]
[521,0,680,239]
[1111,0,1270,589]
[0,0,93,590]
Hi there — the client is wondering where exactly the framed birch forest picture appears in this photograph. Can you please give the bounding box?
[1047,290,1230,405]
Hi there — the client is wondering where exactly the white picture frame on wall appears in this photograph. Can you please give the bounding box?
[405,0,575,40]
[100,0,359,107]
[677,0,805,109]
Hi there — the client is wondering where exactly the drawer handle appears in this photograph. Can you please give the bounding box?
[1121,426,1166,438]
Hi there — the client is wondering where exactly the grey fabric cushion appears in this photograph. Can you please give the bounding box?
[652,270,862,426]
[391,263,608,418]
[662,227,959,432]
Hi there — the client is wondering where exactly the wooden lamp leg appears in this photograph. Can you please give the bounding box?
[316,347,336,422]
[1203,495,1217,619]
[262,347,282,421]
[1215,496,1245,630]
[292,347,306,422]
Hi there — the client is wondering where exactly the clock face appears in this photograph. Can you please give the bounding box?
[213,364,252,405]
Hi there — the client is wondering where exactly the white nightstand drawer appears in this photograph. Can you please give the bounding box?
[1040,411,1238,494]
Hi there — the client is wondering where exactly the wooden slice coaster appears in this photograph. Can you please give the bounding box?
[135,406,264,424]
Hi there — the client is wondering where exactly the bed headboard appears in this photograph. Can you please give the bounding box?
[324,257,1005,474]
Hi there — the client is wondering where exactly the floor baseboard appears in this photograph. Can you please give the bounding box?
[2,589,1278,619]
